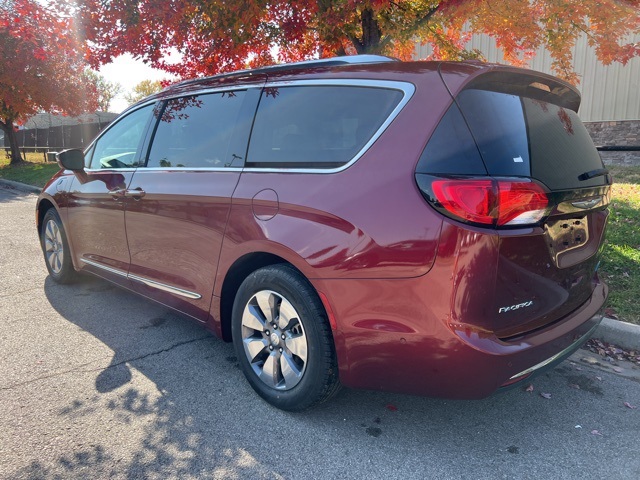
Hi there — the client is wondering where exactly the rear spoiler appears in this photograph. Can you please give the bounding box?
[438,62,581,112]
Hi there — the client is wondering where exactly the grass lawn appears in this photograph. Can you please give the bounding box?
[0,151,60,188]
[2,153,639,324]
[600,165,640,325]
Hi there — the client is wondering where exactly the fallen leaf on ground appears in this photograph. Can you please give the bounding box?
[613,366,624,373]
[569,383,581,390]
[595,376,602,381]
[624,402,637,409]
[540,392,552,399]
[591,430,603,436]
[385,404,398,412]
[584,339,640,366]
[525,384,534,392]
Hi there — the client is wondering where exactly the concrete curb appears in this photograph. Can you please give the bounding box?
[0,178,42,194]
[592,317,640,351]
[1,176,638,350]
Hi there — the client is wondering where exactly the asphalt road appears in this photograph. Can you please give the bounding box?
[1,184,639,480]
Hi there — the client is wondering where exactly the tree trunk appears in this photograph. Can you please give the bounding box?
[0,120,22,165]
[360,7,382,54]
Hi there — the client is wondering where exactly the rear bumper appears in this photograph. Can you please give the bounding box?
[314,276,607,399]
[497,318,601,392]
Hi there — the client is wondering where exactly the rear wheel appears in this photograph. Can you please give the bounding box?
[231,264,340,411]
[41,208,77,284]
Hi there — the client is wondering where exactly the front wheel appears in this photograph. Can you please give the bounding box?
[40,208,77,284]
[231,264,340,411]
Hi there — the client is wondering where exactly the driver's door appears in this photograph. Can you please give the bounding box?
[66,104,155,284]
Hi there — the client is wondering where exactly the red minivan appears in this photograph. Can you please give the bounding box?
[37,56,610,410]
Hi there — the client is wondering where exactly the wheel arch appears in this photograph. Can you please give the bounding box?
[36,197,56,237]
[219,252,304,342]
[37,192,79,272]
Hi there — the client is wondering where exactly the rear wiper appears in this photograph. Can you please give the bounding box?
[578,168,609,181]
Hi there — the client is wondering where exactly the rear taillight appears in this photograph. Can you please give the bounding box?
[418,176,550,228]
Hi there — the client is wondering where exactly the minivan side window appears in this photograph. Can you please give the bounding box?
[246,85,403,169]
[456,90,530,177]
[147,90,248,169]
[88,104,153,169]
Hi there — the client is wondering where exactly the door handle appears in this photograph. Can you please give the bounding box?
[109,188,126,199]
[124,188,146,199]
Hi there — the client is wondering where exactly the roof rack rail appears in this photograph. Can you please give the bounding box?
[265,54,398,69]
[174,55,399,88]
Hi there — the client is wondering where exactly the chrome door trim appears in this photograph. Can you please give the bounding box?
[80,258,128,277]
[80,258,201,299]
[128,274,202,300]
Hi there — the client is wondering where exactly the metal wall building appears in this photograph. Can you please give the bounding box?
[415,32,640,122]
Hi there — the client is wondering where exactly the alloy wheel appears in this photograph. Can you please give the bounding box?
[240,290,308,390]
[44,219,64,274]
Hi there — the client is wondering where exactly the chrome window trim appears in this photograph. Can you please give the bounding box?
[83,167,138,173]
[132,167,244,172]
[83,80,414,175]
[158,86,257,103]
[244,79,415,174]
[80,258,201,300]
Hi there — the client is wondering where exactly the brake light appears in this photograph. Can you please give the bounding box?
[425,177,549,227]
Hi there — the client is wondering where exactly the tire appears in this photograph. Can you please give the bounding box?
[231,264,341,411]
[40,208,78,284]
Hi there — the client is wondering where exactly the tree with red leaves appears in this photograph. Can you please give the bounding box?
[74,0,639,83]
[1,0,98,165]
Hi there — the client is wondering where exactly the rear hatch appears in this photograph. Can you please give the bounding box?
[416,67,610,338]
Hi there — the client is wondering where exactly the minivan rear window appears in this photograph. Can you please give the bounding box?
[523,97,604,190]
[418,89,606,190]
[246,85,403,169]
[458,89,605,190]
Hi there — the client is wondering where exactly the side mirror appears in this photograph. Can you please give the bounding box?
[56,149,85,171]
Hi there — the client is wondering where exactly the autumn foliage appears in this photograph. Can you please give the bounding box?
[74,0,640,83]
[3,1,638,165]
[124,80,164,106]
[0,0,98,164]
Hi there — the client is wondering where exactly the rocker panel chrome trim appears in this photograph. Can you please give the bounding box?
[128,274,202,300]
[80,258,128,277]
[80,258,201,299]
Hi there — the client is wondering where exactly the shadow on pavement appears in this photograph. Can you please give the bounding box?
[25,273,635,478]
[0,184,38,203]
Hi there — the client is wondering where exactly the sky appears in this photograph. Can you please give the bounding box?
[98,54,174,113]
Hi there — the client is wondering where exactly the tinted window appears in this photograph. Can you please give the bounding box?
[147,90,247,168]
[456,90,530,177]
[416,102,486,175]
[89,105,153,169]
[247,86,403,168]
[452,89,605,190]
[524,97,604,190]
